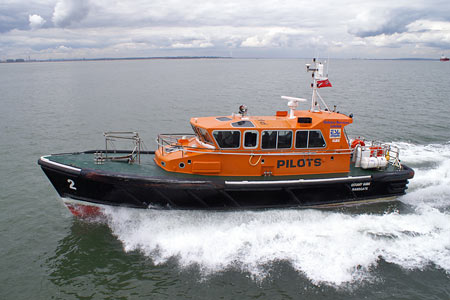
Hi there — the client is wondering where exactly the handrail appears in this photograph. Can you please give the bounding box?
[157,133,353,157]
[156,134,402,171]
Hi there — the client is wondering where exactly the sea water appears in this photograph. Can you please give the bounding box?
[0,59,449,299]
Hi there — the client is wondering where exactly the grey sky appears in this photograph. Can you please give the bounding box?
[1,0,449,60]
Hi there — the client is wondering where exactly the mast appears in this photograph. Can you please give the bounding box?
[306,58,331,112]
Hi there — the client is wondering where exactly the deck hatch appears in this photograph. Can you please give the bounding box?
[216,117,232,121]
[231,120,255,128]
[298,117,312,124]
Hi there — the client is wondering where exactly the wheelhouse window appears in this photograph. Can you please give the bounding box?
[309,130,326,148]
[261,131,277,149]
[295,130,326,149]
[213,131,240,148]
[244,131,258,148]
[261,130,293,149]
[198,127,214,145]
[295,131,308,148]
[191,124,200,136]
[191,125,214,145]
[277,131,292,149]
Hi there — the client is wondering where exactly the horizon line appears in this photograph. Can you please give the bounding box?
[0,56,441,63]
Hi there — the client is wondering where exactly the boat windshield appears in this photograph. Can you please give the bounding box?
[191,125,214,145]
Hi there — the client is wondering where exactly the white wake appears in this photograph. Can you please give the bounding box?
[102,142,450,286]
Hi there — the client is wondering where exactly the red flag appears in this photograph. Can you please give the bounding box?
[317,79,332,88]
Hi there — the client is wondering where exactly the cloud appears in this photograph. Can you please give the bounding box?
[29,14,46,30]
[348,8,422,38]
[240,28,311,48]
[52,0,90,27]
[363,20,450,49]
[1,2,54,33]
[0,5,30,32]
[2,0,450,60]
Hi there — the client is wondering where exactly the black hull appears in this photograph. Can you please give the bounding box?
[38,155,414,212]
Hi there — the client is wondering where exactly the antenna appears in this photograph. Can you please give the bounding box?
[281,96,307,102]
[326,54,330,77]
[306,58,331,112]
[281,96,306,119]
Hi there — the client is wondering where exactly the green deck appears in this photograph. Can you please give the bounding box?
[45,152,400,181]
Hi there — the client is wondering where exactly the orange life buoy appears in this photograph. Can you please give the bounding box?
[351,139,365,148]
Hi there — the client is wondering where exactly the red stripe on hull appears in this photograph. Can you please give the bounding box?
[65,202,102,218]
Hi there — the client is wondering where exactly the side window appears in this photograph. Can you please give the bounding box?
[261,131,277,149]
[277,131,292,149]
[213,131,240,148]
[295,131,308,148]
[309,130,326,148]
[244,131,258,148]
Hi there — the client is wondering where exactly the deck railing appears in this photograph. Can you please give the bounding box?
[156,133,353,157]
[157,134,402,170]
[94,131,143,164]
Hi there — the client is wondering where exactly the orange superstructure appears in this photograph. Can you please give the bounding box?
[155,105,355,177]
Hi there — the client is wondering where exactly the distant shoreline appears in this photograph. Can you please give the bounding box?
[0,56,232,63]
[0,56,442,63]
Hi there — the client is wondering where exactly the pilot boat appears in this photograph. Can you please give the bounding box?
[38,59,414,217]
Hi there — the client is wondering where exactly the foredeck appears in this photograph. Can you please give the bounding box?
[43,151,402,182]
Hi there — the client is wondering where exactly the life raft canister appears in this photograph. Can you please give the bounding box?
[351,139,365,148]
